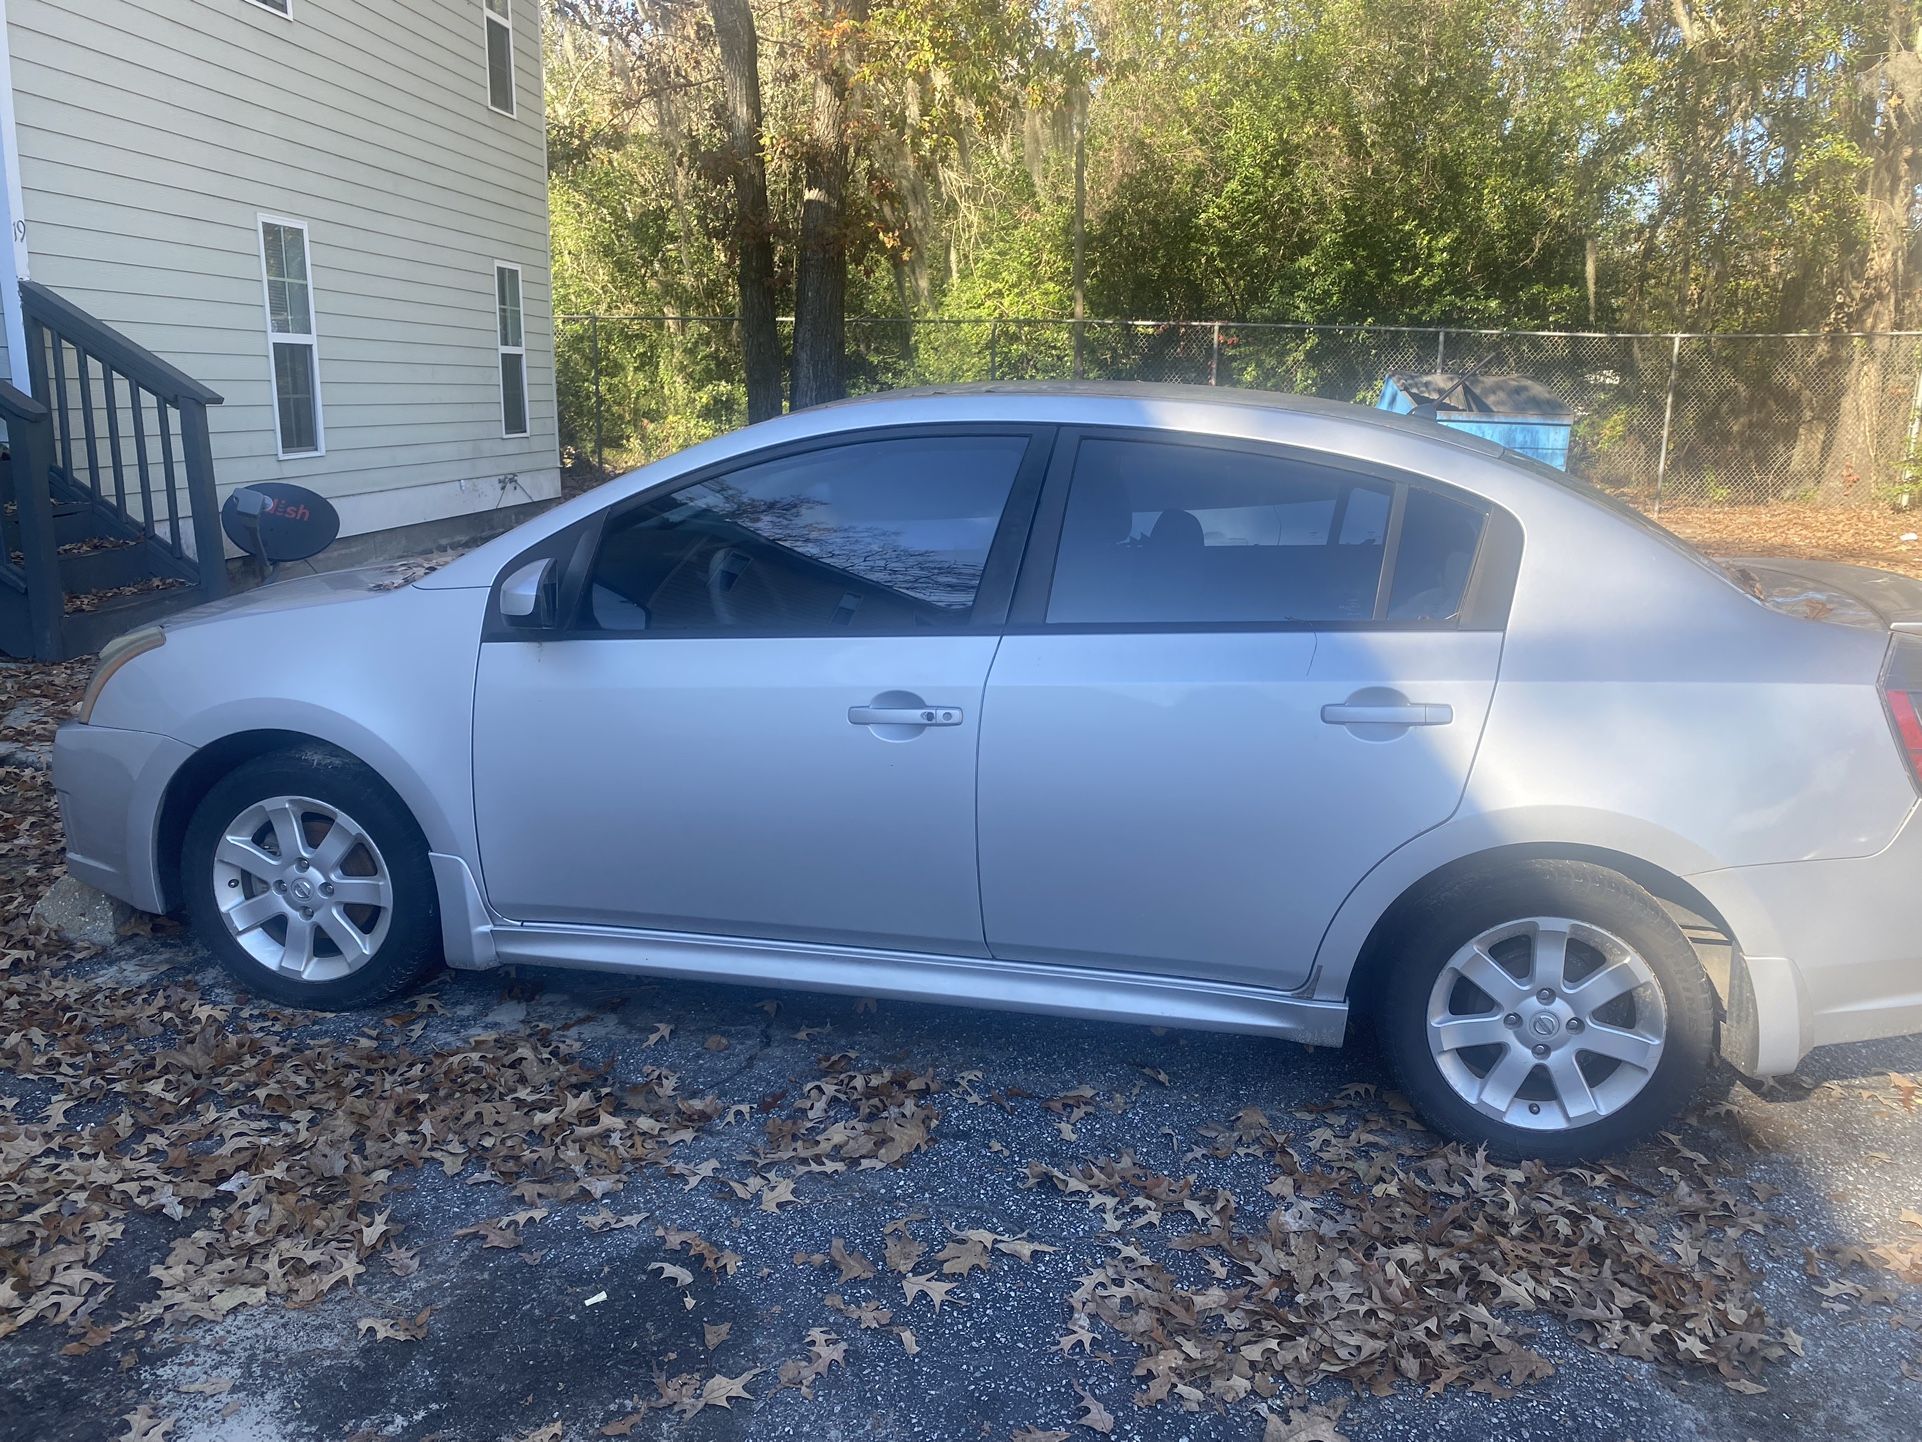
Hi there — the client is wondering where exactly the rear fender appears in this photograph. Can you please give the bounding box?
[1310,806,1729,1001]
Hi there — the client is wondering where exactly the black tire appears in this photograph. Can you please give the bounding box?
[182,747,443,1010]
[1375,859,1716,1163]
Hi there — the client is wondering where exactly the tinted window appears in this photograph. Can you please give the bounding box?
[586,435,1026,634]
[1386,487,1485,621]
[1047,438,1395,624]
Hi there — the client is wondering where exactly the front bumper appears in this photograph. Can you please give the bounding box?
[52,720,193,914]
[1690,798,1922,1075]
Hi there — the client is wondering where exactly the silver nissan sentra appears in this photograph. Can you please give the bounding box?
[50,383,1922,1159]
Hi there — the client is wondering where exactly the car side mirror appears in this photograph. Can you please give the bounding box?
[499,557,558,629]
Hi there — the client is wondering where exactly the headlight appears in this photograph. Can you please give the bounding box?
[77,627,166,724]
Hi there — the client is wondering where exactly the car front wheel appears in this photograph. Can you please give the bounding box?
[1377,860,1717,1162]
[183,749,442,1009]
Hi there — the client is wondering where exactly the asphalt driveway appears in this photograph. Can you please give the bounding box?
[6,921,1922,1442]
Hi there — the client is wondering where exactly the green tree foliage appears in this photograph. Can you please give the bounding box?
[1602,0,1908,333]
[1061,0,1608,326]
[545,0,1922,459]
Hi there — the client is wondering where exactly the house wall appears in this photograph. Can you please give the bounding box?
[4,0,559,547]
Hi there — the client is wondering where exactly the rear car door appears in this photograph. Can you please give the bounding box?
[975,428,1515,990]
[472,427,1049,955]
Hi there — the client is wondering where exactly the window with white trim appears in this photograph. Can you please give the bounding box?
[484,0,516,115]
[245,0,292,15]
[259,219,323,457]
[496,263,529,438]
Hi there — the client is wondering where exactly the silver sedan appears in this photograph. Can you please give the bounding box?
[51,383,1922,1159]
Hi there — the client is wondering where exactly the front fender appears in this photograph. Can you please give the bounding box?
[91,585,488,866]
[165,697,471,860]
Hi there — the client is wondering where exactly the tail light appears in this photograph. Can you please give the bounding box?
[1881,634,1922,791]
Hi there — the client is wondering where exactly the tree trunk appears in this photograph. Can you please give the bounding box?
[1071,90,1086,379]
[707,0,783,422]
[1843,7,1922,332]
[1826,6,1922,498]
[791,1,859,410]
[651,88,701,306]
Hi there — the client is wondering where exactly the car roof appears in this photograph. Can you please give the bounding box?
[811,381,1512,460]
[425,381,1559,592]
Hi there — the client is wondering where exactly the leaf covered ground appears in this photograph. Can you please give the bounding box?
[7,643,1922,1442]
[1659,502,1922,580]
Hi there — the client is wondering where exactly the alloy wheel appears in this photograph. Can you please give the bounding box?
[210,795,394,983]
[1424,915,1667,1132]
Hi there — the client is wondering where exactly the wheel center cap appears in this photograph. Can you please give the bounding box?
[1529,1012,1561,1038]
[289,878,314,903]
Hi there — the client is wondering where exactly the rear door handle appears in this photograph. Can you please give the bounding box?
[849,705,963,727]
[1320,703,1453,726]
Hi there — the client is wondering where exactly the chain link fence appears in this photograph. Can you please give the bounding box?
[557,316,1922,510]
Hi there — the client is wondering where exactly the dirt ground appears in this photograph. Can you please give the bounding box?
[8,941,1922,1442]
[1658,501,1922,579]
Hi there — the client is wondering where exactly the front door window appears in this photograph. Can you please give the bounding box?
[585,435,1029,634]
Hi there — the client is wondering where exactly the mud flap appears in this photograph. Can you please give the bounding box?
[1721,951,1762,1076]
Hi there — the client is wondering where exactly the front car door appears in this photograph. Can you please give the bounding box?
[976,428,1518,991]
[472,426,1049,956]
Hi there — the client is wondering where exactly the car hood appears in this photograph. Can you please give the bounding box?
[1721,555,1922,629]
[156,564,426,632]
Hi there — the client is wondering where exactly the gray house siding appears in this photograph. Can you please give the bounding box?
[6,0,559,545]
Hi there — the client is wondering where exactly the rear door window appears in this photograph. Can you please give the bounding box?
[1045,436,1486,626]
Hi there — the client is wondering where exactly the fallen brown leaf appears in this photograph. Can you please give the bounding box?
[1074,1384,1116,1434]
[1262,1404,1350,1442]
[355,1307,434,1343]
[119,1408,174,1442]
[903,1273,962,1311]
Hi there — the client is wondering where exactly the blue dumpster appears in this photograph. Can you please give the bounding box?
[1377,372,1573,470]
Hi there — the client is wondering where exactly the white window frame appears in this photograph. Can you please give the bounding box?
[483,0,517,117]
[256,214,325,460]
[495,261,529,439]
[242,0,294,18]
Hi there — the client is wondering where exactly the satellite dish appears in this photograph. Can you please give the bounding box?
[221,482,339,577]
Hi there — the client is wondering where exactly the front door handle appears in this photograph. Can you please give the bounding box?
[1320,702,1453,726]
[849,704,963,727]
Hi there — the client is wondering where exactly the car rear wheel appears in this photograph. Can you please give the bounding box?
[183,749,442,1009]
[1377,860,1716,1162]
